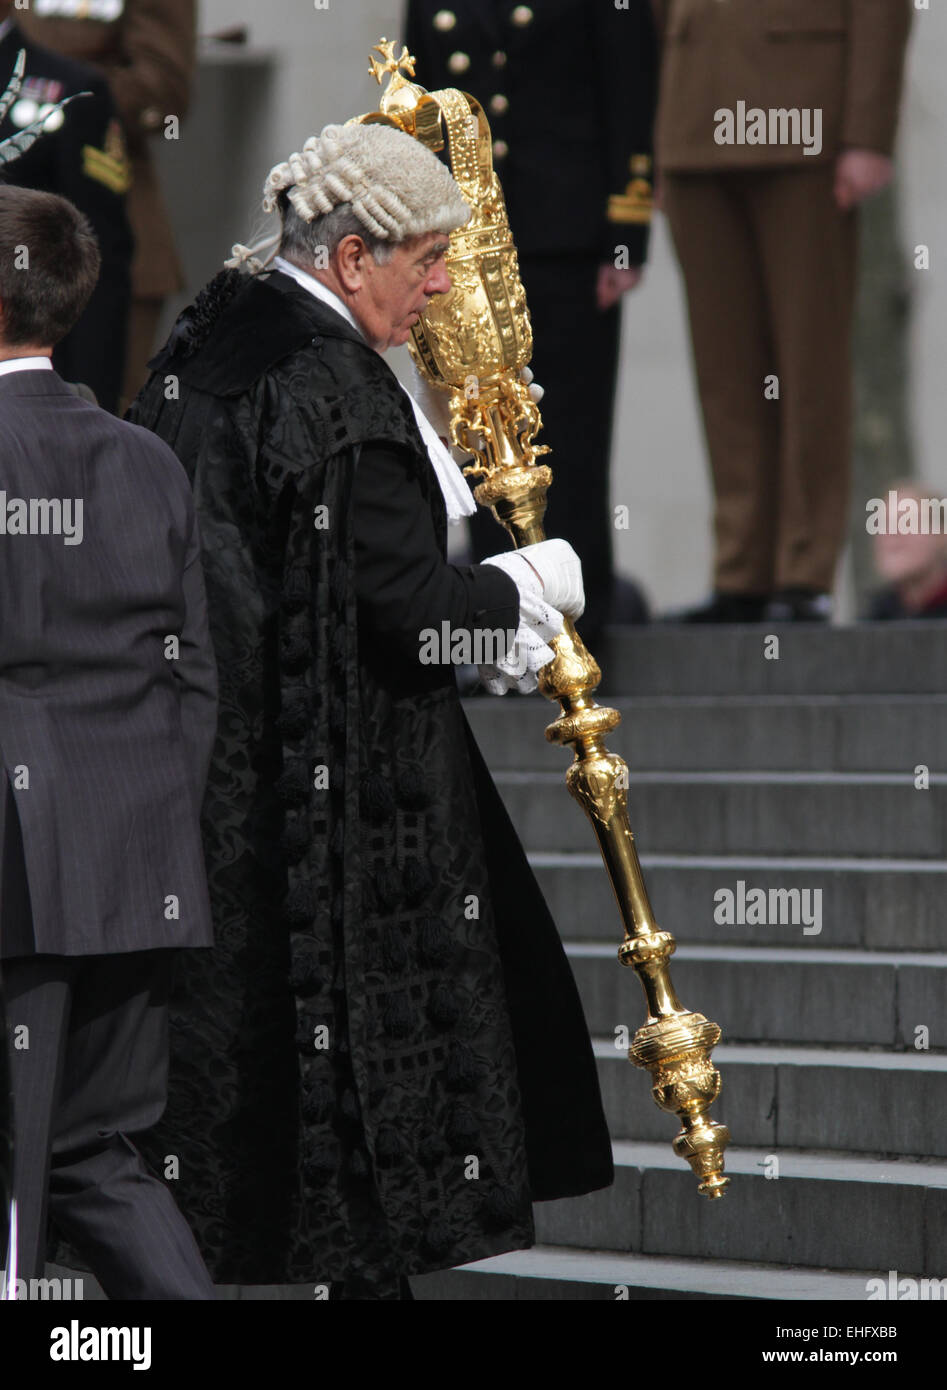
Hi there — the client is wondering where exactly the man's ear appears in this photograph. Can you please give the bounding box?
[335,235,368,294]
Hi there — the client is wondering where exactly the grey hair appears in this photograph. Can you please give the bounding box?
[278,195,394,268]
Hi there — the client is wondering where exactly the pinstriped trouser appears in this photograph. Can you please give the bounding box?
[2,950,215,1300]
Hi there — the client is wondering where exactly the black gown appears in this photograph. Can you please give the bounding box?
[124,267,613,1290]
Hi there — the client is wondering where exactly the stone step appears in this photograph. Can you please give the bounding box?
[593,1041,947,1157]
[530,1142,947,1275]
[45,1255,902,1302]
[413,1246,900,1301]
[534,853,947,952]
[494,771,947,858]
[567,943,947,1048]
[465,694,947,773]
[596,624,947,697]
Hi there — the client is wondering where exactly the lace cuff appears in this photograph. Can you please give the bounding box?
[479,554,564,694]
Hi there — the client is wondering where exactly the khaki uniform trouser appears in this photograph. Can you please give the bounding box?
[121,298,165,416]
[663,163,858,594]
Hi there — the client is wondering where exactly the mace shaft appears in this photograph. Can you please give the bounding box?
[476,472,731,1198]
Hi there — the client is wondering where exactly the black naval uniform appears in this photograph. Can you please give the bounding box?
[0,24,132,413]
[405,0,658,641]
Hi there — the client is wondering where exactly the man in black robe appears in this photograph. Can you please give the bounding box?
[129,120,613,1300]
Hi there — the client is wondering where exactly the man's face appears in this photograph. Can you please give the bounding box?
[353,231,452,352]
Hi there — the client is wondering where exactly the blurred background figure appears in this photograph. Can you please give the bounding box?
[405,0,657,646]
[0,3,132,412]
[653,0,913,623]
[865,482,947,620]
[20,0,197,411]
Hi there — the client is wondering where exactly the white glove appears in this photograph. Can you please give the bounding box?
[478,550,564,695]
[506,538,585,620]
[518,365,545,410]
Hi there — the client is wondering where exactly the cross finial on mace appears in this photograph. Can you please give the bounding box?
[368,38,416,86]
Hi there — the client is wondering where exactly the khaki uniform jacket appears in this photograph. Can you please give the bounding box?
[19,0,197,297]
[651,0,912,171]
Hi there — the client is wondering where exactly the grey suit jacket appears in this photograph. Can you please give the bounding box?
[0,369,217,955]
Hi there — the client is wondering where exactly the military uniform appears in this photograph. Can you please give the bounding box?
[652,0,913,604]
[405,1,657,641]
[18,0,197,407]
[0,22,132,412]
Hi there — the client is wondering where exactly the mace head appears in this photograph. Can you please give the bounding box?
[351,38,546,476]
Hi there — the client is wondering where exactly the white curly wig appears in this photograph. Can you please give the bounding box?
[227,121,470,271]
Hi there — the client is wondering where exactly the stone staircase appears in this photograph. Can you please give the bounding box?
[415,625,947,1300]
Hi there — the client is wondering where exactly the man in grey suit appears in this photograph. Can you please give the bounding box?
[0,185,217,1298]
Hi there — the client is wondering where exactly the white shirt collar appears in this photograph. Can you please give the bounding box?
[270,256,475,525]
[0,356,54,378]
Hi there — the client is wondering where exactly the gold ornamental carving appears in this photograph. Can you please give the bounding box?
[354,40,730,1198]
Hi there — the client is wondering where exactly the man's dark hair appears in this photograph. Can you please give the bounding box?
[0,186,100,347]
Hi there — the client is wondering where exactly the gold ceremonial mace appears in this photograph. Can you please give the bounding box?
[355,41,730,1197]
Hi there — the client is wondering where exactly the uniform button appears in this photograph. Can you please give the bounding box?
[434,9,457,29]
[141,106,162,131]
[511,5,534,26]
[492,139,509,160]
[448,50,470,74]
[489,94,509,116]
[10,98,38,129]
[491,50,507,68]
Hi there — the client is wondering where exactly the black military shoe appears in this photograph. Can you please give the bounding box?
[669,592,769,624]
[763,588,832,623]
